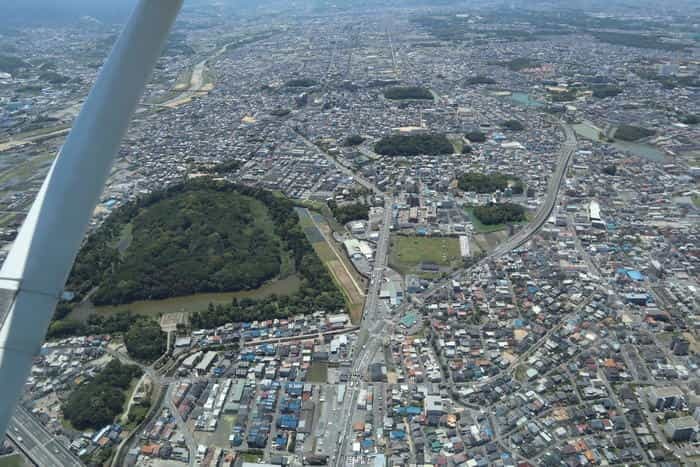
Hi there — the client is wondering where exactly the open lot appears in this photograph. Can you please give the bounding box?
[389,235,461,275]
[0,454,27,467]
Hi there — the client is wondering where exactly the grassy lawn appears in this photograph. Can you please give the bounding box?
[693,194,700,208]
[307,362,328,383]
[240,452,264,463]
[390,235,460,274]
[0,454,26,467]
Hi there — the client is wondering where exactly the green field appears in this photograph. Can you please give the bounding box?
[307,361,328,383]
[0,455,27,467]
[389,235,461,274]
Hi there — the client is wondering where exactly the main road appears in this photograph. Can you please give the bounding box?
[7,406,83,467]
[334,196,392,467]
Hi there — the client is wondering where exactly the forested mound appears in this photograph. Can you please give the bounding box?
[67,181,342,316]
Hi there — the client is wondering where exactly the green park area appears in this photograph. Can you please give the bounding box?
[383,86,433,100]
[389,235,461,275]
[0,455,26,467]
[457,172,524,194]
[374,133,454,157]
[62,360,142,431]
[465,203,529,233]
[51,180,344,335]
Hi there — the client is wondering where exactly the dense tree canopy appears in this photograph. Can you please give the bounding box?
[124,319,165,362]
[0,54,29,73]
[499,57,540,71]
[285,78,318,88]
[383,86,433,100]
[62,180,345,332]
[466,76,496,85]
[68,181,299,305]
[62,360,141,431]
[473,203,526,225]
[458,172,523,194]
[614,124,655,141]
[269,108,291,117]
[190,248,344,329]
[602,165,618,176]
[343,135,365,146]
[329,201,369,224]
[500,119,525,131]
[374,133,453,157]
[591,84,622,98]
[203,160,240,174]
[592,31,687,51]
[680,114,699,125]
[464,130,487,143]
[46,311,140,340]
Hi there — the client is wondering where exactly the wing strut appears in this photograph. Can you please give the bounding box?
[0,0,183,438]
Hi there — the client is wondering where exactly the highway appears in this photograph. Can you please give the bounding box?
[486,123,577,259]
[7,406,83,467]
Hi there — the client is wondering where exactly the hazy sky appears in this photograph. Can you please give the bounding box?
[0,0,138,24]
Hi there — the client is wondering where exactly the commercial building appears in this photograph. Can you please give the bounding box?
[663,416,697,442]
[648,386,684,411]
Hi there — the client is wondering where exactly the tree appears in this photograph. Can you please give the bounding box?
[62,360,141,430]
[328,201,369,224]
[614,124,654,142]
[602,165,617,176]
[374,134,453,157]
[285,78,318,88]
[466,76,496,85]
[343,135,365,146]
[383,86,433,100]
[680,114,699,125]
[500,119,525,131]
[124,319,165,362]
[458,172,522,194]
[473,203,526,225]
[464,130,486,143]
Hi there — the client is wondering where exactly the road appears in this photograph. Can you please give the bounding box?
[334,197,392,467]
[487,123,577,259]
[164,384,197,467]
[401,121,577,309]
[289,124,381,194]
[7,406,83,467]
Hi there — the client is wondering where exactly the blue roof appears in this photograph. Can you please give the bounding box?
[617,268,644,281]
[406,406,422,415]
